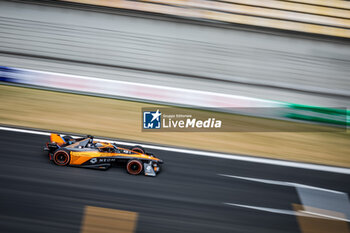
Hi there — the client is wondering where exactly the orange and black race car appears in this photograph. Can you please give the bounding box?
[44,134,163,176]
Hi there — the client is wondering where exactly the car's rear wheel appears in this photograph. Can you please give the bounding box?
[126,160,143,175]
[53,150,70,166]
[131,146,145,154]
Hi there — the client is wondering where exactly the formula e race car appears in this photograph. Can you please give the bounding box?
[44,134,163,176]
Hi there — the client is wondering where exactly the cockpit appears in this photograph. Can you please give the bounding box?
[67,137,121,153]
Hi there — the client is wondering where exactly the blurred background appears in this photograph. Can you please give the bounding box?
[0,0,350,233]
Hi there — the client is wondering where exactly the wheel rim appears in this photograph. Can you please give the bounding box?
[130,163,139,171]
[127,161,142,175]
[54,151,69,165]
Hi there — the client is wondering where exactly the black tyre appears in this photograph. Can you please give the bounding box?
[126,160,143,175]
[131,146,145,154]
[53,150,70,166]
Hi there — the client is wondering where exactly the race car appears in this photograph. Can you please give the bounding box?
[44,133,163,176]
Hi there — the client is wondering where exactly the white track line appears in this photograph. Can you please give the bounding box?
[300,210,350,222]
[218,174,344,194]
[1,126,350,175]
[225,203,350,222]
[225,203,306,216]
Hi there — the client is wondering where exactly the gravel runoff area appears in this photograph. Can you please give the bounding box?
[1,84,349,167]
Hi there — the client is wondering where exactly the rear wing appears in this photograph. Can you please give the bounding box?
[50,133,66,146]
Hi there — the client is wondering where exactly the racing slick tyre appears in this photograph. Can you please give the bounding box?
[131,146,145,154]
[53,150,70,166]
[126,160,143,175]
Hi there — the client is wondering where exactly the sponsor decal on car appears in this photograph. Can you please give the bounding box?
[90,158,98,164]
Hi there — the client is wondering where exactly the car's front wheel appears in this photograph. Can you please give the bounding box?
[53,150,70,166]
[131,146,145,154]
[126,160,143,175]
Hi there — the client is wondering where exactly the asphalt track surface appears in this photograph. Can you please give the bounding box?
[0,129,349,233]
